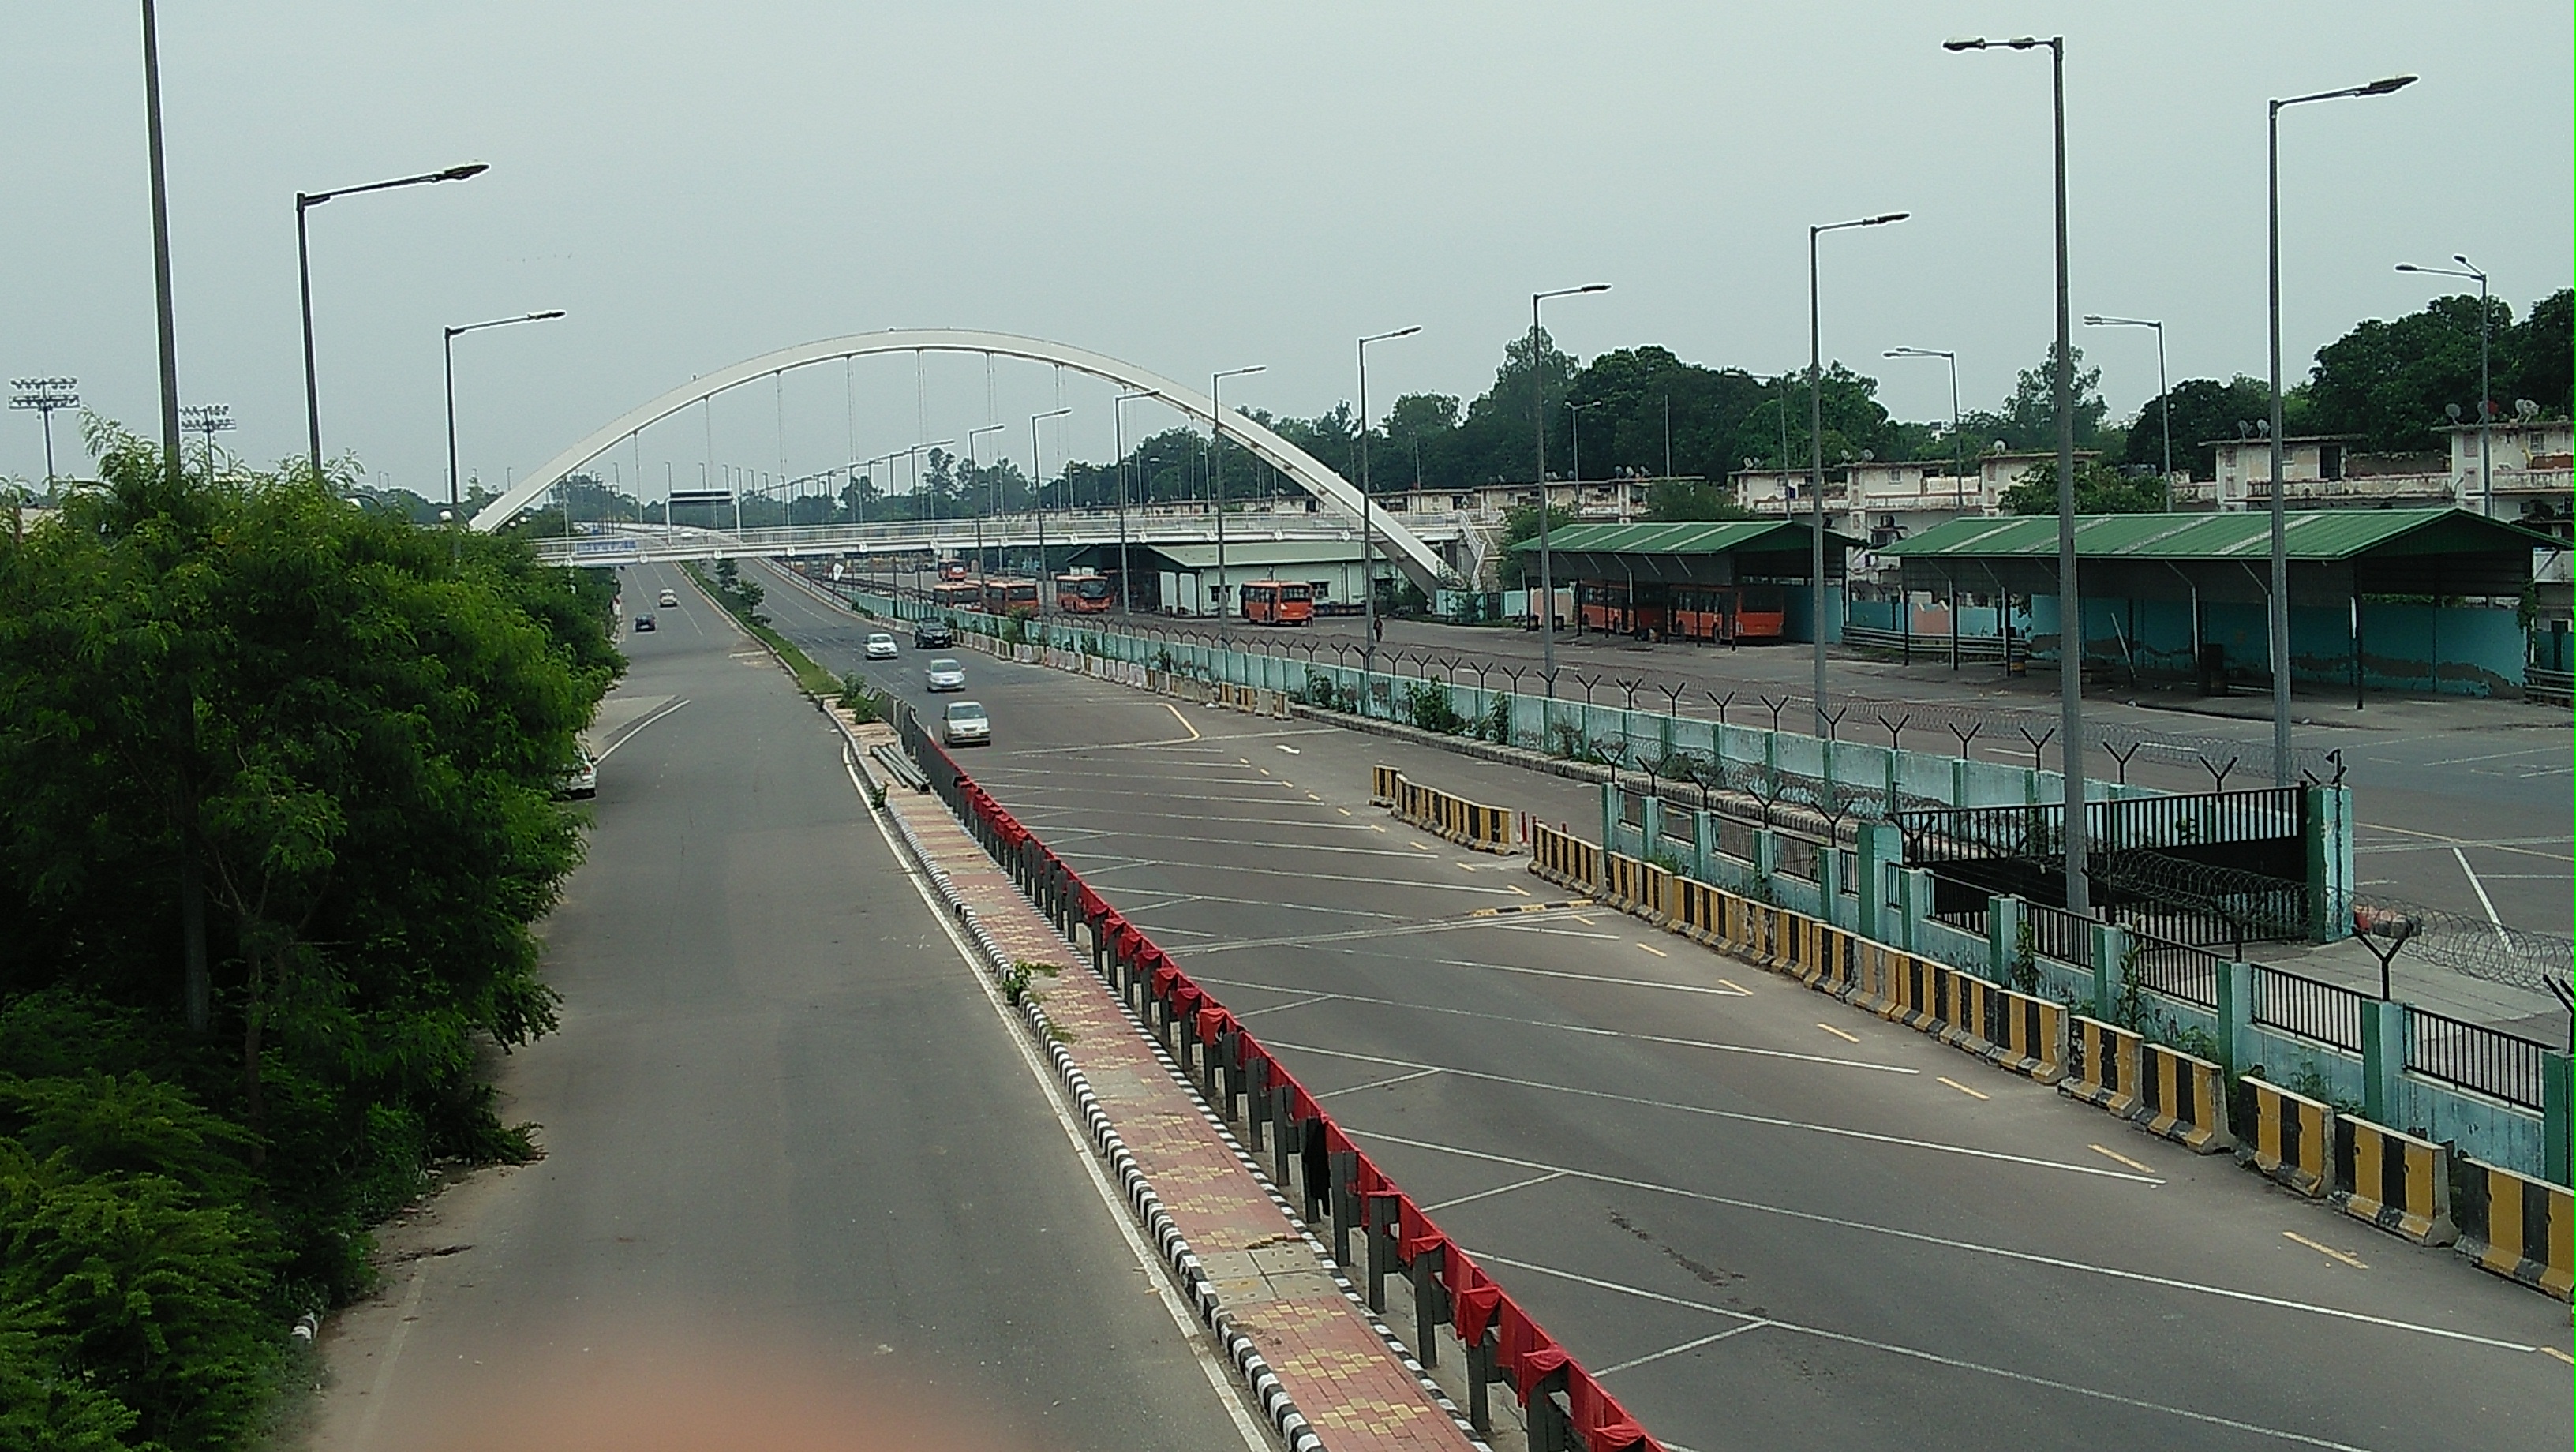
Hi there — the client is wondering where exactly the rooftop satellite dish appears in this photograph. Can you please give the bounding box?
[1859,449,1875,462]
[2446,402,2464,421]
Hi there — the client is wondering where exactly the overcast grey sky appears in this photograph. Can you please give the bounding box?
[7,2,2569,500]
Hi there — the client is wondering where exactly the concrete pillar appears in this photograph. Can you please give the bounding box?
[1856,821,1902,942]
[1753,829,1781,896]
[2090,920,2131,1020]
[1988,895,2025,988]
[1693,806,1720,886]
[2305,784,2357,942]
[2218,959,2256,1078]
[1639,794,1666,859]
[2546,1052,2572,1189]
[2360,998,2406,1125]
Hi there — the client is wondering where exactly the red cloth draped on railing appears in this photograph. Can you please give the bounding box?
[1395,1195,1442,1261]
[1567,1366,1655,1450]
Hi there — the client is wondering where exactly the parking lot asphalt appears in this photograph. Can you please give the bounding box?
[761,563,2573,1452]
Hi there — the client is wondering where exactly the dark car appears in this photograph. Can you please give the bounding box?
[913,619,955,649]
[632,612,656,633]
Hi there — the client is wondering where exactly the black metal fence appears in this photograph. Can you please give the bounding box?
[1896,786,2305,867]
[2252,966,2368,1054]
[2407,1008,2552,1110]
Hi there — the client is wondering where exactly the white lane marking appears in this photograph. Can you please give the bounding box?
[2451,847,2514,948]
[1050,829,1451,861]
[1276,744,1301,754]
[591,696,689,762]
[1232,993,1340,1019]
[1367,1135,2533,1353]
[1063,853,1522,897]
[2361,820,2574,865]
[1269,1042,2144,1182]
[1184,975,1912,1076]
[1318,1067,1443,1098]
[1593,1322,1773,1376]
[1189,915,1619,954]
[1472,1252,2391,1452]
[1417,1172,1567,1215]
[1414,952,1749,997]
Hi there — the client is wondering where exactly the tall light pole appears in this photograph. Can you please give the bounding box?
[1885,348,1963,511]
[1807,215,1905,739]
[2395,256,2491,518]
[9,379,80,488]
[1949,32,2093,908]
[1210,365,1264,644]
[1531,284,1608,690]
[1114,389,1155,613]
[1032,407,1072,621]
[2084,316,2170,507]
[968,421,1007,581]
[179,402,233,479]
[444,311,563,510]
[139,1,185,500]
[298,162,487,482]
[1358,326,1421,675]
[2269,74,2417,785]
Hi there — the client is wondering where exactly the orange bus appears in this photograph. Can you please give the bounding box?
[1056,570,1114,613]
[930,578,983,612]
[980,577,1040,616]
[1240,580,1316,625]
[1577,582,1789,643]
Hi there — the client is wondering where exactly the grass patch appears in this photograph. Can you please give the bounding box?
[683,562,837,695]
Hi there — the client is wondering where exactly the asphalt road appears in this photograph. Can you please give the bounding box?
[307,562,1256,1452]
[762,563,2570,1452]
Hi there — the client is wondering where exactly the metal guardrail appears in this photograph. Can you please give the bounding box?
[2407,1007,2552,1110]
[2525,667,2572,706]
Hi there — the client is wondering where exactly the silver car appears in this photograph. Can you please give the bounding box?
[864,631,899,660]
[924,657,967,692]
[941,700,991,747]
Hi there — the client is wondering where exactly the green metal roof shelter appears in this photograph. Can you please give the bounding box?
[1508,519,1859,586]
[1879,508,2556,604]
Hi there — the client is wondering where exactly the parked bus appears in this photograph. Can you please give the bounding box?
[930,578,984,612]
[939,559,971,582]
[1240,580,1316,626]
[1577,582,1790,644]
[980,577,1040,617]
[1056,569,1114,614]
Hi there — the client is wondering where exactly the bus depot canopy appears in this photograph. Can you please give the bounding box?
[1507,519,1859,585]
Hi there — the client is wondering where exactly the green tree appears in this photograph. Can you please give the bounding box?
[2000,458,2166,515]
[2306,294,2501,451]
[1990,342,2110,453]
[2129,376,2278,481]
[1643,478,1754,522]
[1494,503,1580,588]
[2504,287,2571,418]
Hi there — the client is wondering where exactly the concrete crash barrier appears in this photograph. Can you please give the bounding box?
[2237,1076,2336,1197]
[1371,764,1401,806]
[2333,1117,2457,1246]
[1598,851,1672,922]
[2136,1041,2234,1154]
[1845,940,1908,1017]
[1527,821,1599,892]
[1975,984,2068,1084]
[1377,767,1518,854]
[2451,1158,2574,1300]
[2062,1016,2146,1120]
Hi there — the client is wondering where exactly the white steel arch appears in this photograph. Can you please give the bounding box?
[469,327,1450,589]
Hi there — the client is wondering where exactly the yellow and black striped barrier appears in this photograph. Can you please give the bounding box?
[2136,1042,2233,1154]
[2063,1016,2146,1120]
[1599,851,1671,922]
[1941,970,2001,1059]
[1378,769,1518,854]
[2453,1158,2574,1300]
[1845,941,1905,1017]
[2237,1075,2335,1197]
[1977,987,2068,1084]
[1527,821,1599,891]
[2333,1117,2456,1245]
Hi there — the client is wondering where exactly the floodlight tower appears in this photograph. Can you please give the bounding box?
[9,378,80,487]
[180,403,234,477]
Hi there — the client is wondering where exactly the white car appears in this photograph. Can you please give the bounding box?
[924,657,967,692]
[657,589,679,608]
[941,700,991,747]
[557,747,597,799]
[864,631,900,660]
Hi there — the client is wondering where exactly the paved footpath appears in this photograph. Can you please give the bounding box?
[857,719,1489,1452]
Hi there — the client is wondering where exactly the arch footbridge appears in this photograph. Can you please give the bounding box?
[470,328,1450,590]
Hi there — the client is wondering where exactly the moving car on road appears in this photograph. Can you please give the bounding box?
[924,657,967,692]
[657,589,679,608]
[941,700,990,747]
[864,631,900,660]
[632,612,656,632]
[914,619,955,649]
[557,747,597,799]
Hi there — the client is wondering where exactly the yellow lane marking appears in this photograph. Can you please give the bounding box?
[1571,915,1597,926]
[2282,1231,2368,1270]
[1457,862,1481,872]
[1166,704,1201,740]
[1935,1076,1990,1101]
[1818,1023,1861,1043]
[1370,824,1387,833]
[1636,943,1669,958]
[1716,979,1748,994]
[1412,842,1436,852]
[1259,768,1271,776]
[1307,792,1321,800]
[2090,1143,2154,1173]
[1337,807,1353,817]
[1507,883,1530,896]
[2541,1345,2574,1366]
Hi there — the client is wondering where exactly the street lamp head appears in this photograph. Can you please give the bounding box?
[1942,37,1986,50]
[530,309,566,320]
[2360,74,2417,95]
[438,163,490,182]
[1035,406,1073,421]
[1865,212,1908,226]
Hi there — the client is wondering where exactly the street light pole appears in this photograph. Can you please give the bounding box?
[2396,256,2492,518]
[1358,326,1421,676]
[2084,316,2170,506]
[1885,348,1961,511]
[444,311,564,510]
[968,421,1007,582]
[1032,407,1072,624]
[1531,284,1608,692]
[1807,215,1905,739]
[1114,390,1155,614]
[2269,74,2417,785]
[1210,365,1264,645]
[297,161,488,482]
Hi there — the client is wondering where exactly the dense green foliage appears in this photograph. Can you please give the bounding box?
[0,428,620,1449]
[2000,458,2169,515]
[1492,504,1581,589]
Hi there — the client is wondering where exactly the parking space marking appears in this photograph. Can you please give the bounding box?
[1636,942,1670,958]
[1318,1067,1443,1098]
[1936,1076,1990,1101]
[2282,1232,2368,1270]
[1818,1023,1861,1043]
[2090,1143,2153,1173]
[1417,1171,1567,1215]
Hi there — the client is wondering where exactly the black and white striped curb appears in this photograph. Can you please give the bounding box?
[882,804,1327,1452]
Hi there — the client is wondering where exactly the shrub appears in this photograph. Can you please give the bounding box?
[1402,681,1466,735]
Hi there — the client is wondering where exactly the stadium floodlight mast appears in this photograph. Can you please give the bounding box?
[2084,316,2171,505]
[1805,217,1904,742]
[2267,74,2417,786]
[1210,365,1264,646]
[1357,325,1421,677]
[298,161,489,481]
[1530,285,1608,691]
[179,402,234,478]
[2394,256,2491,518]
[444,311,564,509]
[9,378,80,486]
